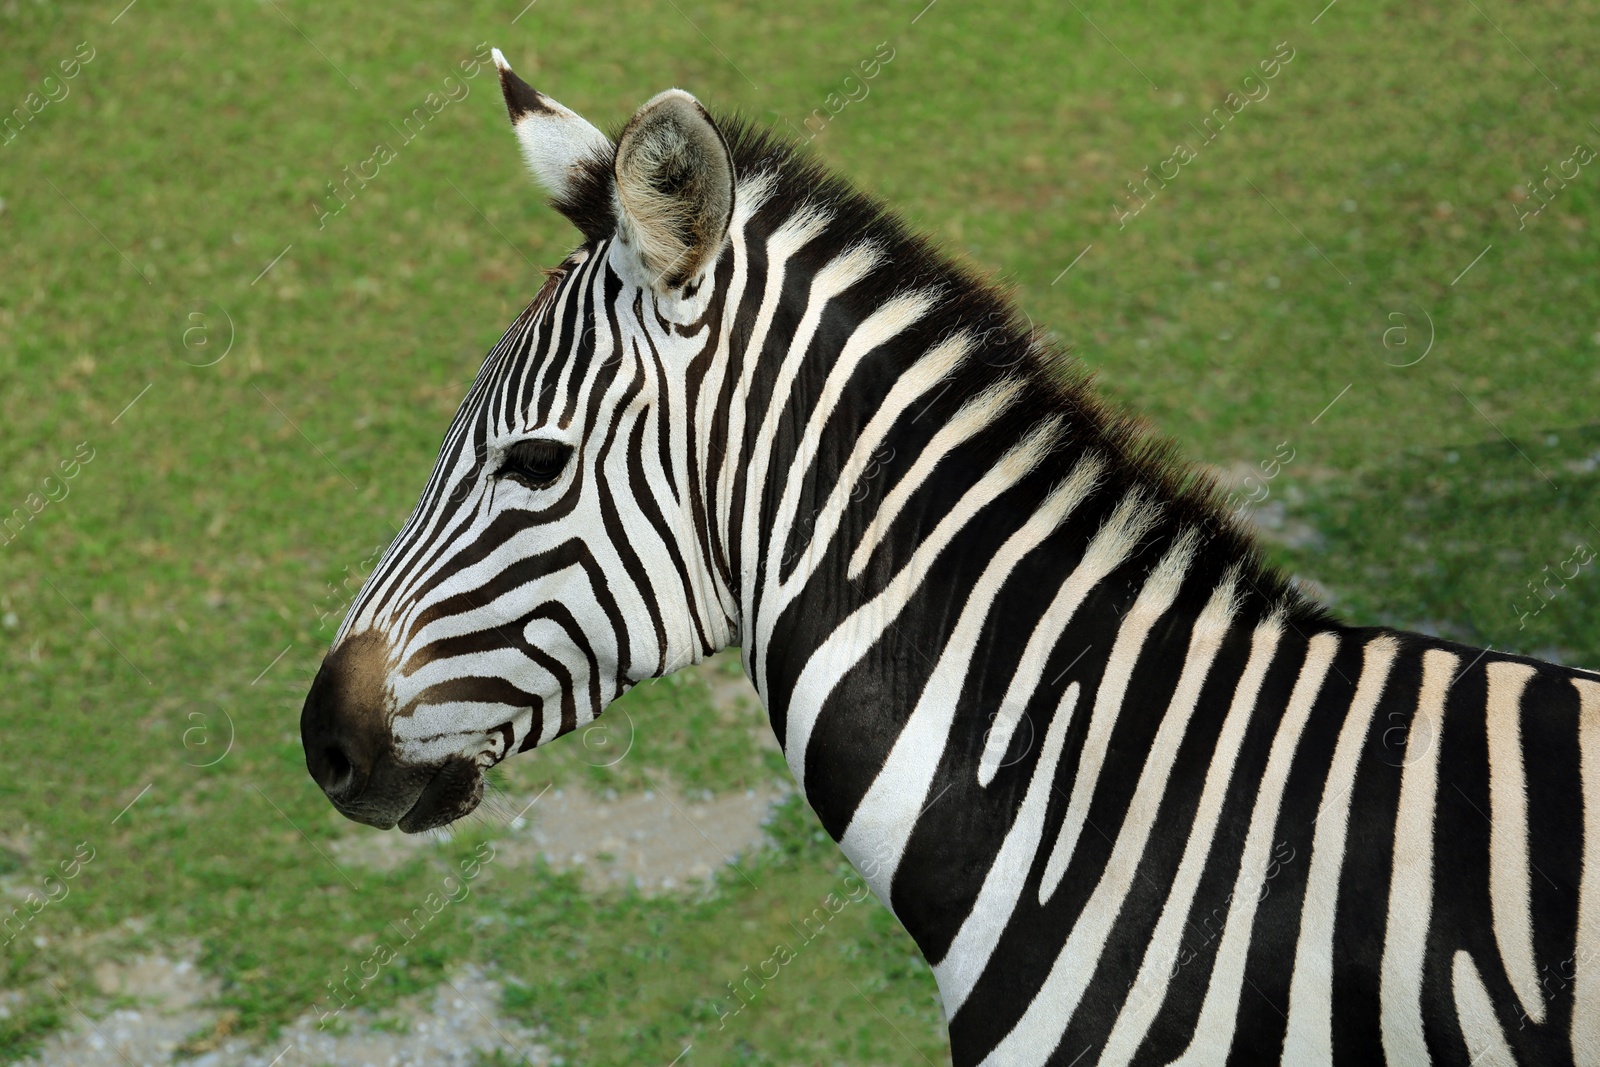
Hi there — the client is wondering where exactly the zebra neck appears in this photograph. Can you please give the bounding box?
[714,268,1319,924]
[701,182,1318,920]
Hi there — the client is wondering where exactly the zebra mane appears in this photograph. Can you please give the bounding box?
[551,109,1329,629]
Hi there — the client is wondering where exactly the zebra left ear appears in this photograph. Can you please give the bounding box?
[492,48,616,240]
[612,90,734,291]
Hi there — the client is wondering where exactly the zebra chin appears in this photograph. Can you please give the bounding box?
[392,756,485,834]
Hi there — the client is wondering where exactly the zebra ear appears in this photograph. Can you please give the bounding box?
[611,89,734,291]
[492,48,616,238]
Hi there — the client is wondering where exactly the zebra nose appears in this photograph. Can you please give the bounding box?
[300,632,392,806]
[301,666,373,804]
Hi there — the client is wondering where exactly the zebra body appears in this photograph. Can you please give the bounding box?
[299,52,1600,1065]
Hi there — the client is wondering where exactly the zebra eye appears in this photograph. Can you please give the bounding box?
[500,439,573,489]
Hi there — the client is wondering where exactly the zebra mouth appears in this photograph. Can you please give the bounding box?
[396,756,484,834]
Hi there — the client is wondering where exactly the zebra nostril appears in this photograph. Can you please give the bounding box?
[308,738,365,802]
[322,746,354,793]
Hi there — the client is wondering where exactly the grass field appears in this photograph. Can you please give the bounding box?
[2,0,1598,1062]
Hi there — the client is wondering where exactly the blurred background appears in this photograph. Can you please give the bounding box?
[1,0,1597,1063]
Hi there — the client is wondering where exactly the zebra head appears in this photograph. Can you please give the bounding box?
[300,51,738,832]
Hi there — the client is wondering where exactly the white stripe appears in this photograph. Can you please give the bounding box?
[1035,529,1201,904]
[1486,660,1542,1024]
[979,573,1242,1067]
[772,330,973,608]
[728,205,834,654]
[1282,635,1399,1062]
[1452,950,1518,1067]
[933,682,1081,1016]
[1573,677,1600,1061]
[742,240,886,689]
[838,457,1097,902]
[696,185,755,586]
[846,378,1024,581]
[1380,648,1459,1064]
[781,421,1063,794]
[976,482,1158,788]
[391,518,567,659]
[714,186,809,568]
[765,286,942,609]
[531,258,589,430]
[385,356,607,645]
[1101,618,1285,1064]
[573,261,627,447]
[640,292,706,522]
[1169,630,1339,1064]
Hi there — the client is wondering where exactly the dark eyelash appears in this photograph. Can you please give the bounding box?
[500,439,573,489]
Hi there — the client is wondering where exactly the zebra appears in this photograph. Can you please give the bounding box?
[299,49,1600,1066]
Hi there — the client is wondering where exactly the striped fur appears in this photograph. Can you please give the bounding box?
[301,62,1600,1065]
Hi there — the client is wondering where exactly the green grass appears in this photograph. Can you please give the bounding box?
[2,0,1597,1061]
[1277,425,1600,664]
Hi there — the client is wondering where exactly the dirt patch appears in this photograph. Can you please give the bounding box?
[331,783,790,895]
[499,783,790,893]
[20,957,548,1067]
